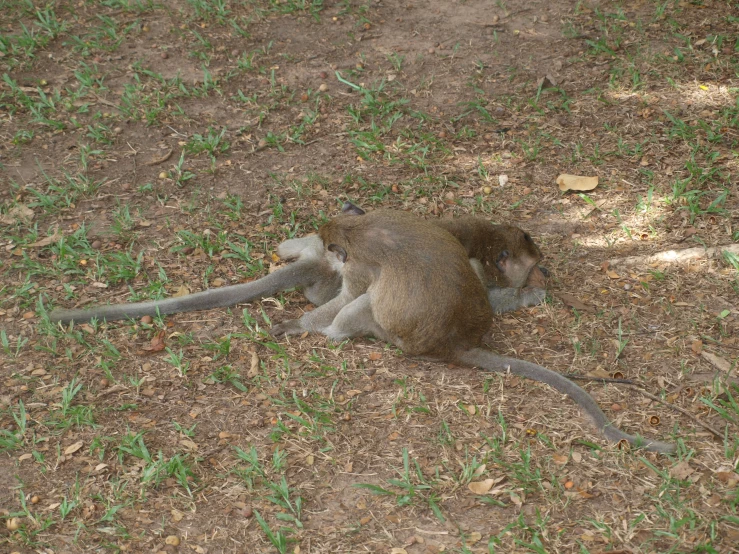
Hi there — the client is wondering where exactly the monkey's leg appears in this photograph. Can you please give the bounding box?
[270,288,356,338]
[322,293,390,342]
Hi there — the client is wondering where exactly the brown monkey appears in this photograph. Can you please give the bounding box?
[49,206,546,323]
[270,210,675,454]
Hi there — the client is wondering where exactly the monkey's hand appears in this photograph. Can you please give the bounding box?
[488,287,547,314]
[270,319,306,338]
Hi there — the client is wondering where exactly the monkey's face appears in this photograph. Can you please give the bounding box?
[494,227,542,288]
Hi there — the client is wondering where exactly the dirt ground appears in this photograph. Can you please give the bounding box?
[1,0,738,552]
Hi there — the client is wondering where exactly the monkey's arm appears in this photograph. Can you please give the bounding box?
[487,287,547,314]
[50,258,329,324]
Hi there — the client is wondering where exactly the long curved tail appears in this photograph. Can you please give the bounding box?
[456,348,676,454]
[49,261,315,324]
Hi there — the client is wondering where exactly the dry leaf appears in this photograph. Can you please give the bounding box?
[248,351,260,378]
[701,351,731,372]
[180,439,198,451]
[536,74,558,89]
[463,404,476,415]
[64,441,84,455]
[390,549,408,554]
[465,532,482,546]
[473,464,487,477]
[368,352,382,361]
[27,228,63,247]
[468,479,495,495]
[0,204,35,225]
[557,174,599,192]
[171,509,185,522]
[141,330,166,352]
[552,453,568,465]
[691,340,703,355]
[670,461,695,480]
[172,284,191,298]
[555,293,595,313]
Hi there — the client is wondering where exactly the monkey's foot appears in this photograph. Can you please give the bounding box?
[270,320,306,338]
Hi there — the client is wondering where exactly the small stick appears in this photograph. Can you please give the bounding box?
[568,374,726,439]
[565,374,635,385]
[632,387,725,440]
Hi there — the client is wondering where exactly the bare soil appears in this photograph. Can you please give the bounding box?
[1,0,738,553]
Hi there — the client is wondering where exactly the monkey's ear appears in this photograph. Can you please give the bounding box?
[341,201,366,216]
[327,243,348,263]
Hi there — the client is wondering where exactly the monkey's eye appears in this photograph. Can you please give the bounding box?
[499,250,509,260]
[524,233,532,242]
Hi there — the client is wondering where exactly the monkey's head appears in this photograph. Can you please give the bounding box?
[492,226,542,289]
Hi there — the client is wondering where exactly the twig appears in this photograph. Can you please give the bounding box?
[572,375,728,439]
[565,374,635,385]
[609,244,739,267]
[631,386,725,440]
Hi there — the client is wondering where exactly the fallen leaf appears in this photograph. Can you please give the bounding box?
[536,74,558,89]
[465,532,482,546]
[368,352,382,361]
[691,340,703,355]
[0,204,35,225]
[180,439,198,451]
[468,479,495,494]
[715,471,738,487]
[141,330,166,352]
[670,460,695,480]
[247,351,260,378]
[27,228,63,248]
[172,285,191,298]
[555,293,595,313]
[701,351,731,372]
[390,549,408,554]
[552,453,568,465]
[557,174,599,192]
[144,147,173,166]
[64,441,84,455]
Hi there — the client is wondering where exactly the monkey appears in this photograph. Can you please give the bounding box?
[49,206,546,324]
[269,210,676,454]
[434,216,547,313]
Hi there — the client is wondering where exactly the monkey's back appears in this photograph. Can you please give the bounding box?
[320,210,493,358]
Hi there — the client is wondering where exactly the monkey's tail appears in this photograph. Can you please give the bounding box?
[456,348,676,454]
[49,262,314,324]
